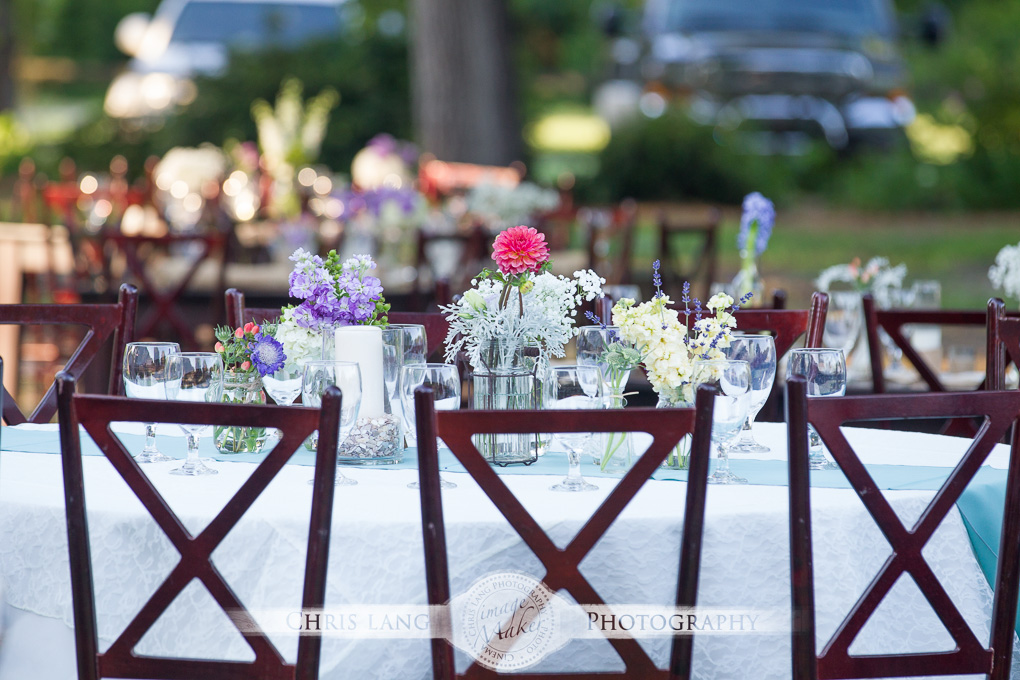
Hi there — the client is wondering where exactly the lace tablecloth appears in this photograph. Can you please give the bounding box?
[0,423,1010,679]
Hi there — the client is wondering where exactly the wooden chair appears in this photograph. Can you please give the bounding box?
[657,206,720,302]
[225,288,451,358]
[107,232,227,348]
[414,384,716,679]
[0,283,137,424]
[863,293,988,395]
[413,224,487,311]
[56,373,342,680]
[580,200,637,288]
[733,291,829,359]
[787,377,1020,680]
[985,298,1020,391]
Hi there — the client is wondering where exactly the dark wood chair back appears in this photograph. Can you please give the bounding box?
[986,298,1020,391]
[414,224,488,310]
[732,291,829,359]
[108,232,227,349]
[863,293,988,395]
[787,377,1020,680]
[225,288,451,357]
[0,283,137,424]
[414,384,716,679]
[657,205,719,302]
[580,200,637,287]
[56,373,342,680]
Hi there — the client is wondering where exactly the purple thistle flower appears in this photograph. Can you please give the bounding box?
[736,192,775,257]
[249,333,287,376]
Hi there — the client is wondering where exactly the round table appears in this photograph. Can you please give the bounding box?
[0,422,1010,679]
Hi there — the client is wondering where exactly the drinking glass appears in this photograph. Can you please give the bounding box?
[823,291,863,357]
[722,335,776,453]
[123,341,180,463]
[692,359,751,485]
[262,361,304,442]
[302,360,362,487]
[382,324,428,442]
[547,365,603,492]
[165,353,223,476]
[786,348,846,470]
[401,363,460,490]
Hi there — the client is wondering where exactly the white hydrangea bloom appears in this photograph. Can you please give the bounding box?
[275,306,321,365]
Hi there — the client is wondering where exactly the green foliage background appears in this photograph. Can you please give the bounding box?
[8,0,1020,210]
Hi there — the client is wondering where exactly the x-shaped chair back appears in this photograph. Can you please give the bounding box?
[864,294,990,395]
[110,233,227,348]
[864,295,993,436]
[224,289,451,358]
[787,378,1020,680]
[414,385,716,679]
[56,373,342,680]
[0,283,137,424]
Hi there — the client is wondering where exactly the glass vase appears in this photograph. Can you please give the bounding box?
[589,391,636,474]
[656,392,693,469]
[471,339,541,466]
[214,370,270,454]
[730,251,765,307]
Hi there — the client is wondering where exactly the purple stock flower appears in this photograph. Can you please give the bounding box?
[287,248,386,327]
[736,192,775,256]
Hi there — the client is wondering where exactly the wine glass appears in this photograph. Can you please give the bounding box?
[691,359,751,485]
[123,341,180,463]
[401,363,460,490]
[262,361,304,441]
[382,324,428,442]
[548,365,603,492]
[786,348,846,470]
[823,291,863,357]
[165,353,223,476]
[302,360,362,487]
[722,335,776,453]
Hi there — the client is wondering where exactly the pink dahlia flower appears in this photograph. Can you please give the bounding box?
[491,226,549,276]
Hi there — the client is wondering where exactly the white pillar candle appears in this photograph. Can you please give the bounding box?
[333,325,385,418]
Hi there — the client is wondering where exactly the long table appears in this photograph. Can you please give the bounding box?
[0,422,1015,679]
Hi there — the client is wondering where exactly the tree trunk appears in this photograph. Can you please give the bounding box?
[410,0,521,166]
[0,0,14,111]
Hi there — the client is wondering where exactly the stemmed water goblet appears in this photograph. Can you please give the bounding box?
[261,361,304,441]
[548,365,604,492]
[302,360,362,487]
[401,363,460,490]
[691,359,751,485]
[786,348,846,470]
[722,335,776,453]
[165,352,224,476]
[123,341,180,463]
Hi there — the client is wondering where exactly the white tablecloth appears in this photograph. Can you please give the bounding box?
[0,423,1010,679]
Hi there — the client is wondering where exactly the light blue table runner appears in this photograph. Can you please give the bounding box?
[0,425,970,487]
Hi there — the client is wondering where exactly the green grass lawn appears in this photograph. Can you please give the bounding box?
[627,205,1020,310]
